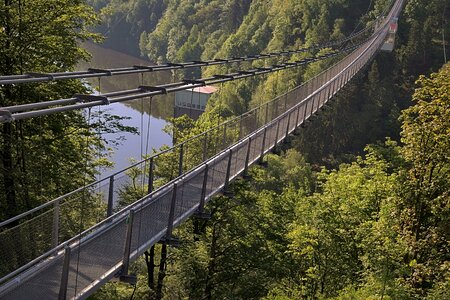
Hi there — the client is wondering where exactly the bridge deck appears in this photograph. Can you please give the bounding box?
[0,1,405,296]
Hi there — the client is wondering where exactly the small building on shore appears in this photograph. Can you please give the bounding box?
[175,85,218,119]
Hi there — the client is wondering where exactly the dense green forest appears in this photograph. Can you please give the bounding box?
[1,0,449,299]
[85,0,450,299]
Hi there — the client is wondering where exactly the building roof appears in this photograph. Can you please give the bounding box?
[188,85,218,94]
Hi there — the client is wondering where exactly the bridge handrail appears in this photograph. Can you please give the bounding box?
[0,0,404,296]
[0,45,358,229]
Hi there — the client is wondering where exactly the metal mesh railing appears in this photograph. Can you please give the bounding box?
[0,0,404,298]
[0,53,344,281]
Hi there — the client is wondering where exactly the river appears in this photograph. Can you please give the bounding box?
[78,42,173,178]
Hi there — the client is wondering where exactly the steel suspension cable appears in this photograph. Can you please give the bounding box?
[0,25,374,86]
[0,43,363,123]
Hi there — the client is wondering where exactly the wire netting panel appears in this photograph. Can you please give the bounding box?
[250,130,264,163]
[232,142,248,177]
[137,190,172,245]
[265,122,277,151]
[65,220,127,299]
[174,171,205,225]
[209,154,229,191]
[0,208,55,279]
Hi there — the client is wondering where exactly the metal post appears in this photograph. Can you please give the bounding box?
[272,119,281,154]
[310,94,315,116]
[274,119,280,145]
[332,77,338,97]
[52,200,60,248]
[314,93,319,113]
[122,209,135,276]
[243,137,252,178]
[198,164,209,213]
[239,115,243,139]
[318,91,324,111]
[254,109,258,131]
[58,245,71,300]
[222,124,227,149]
[285,111,291,139]
[166,184,177,239]
[295,104,302,128]
[178,144,184,176]
[107,176,114,217]
[303,100,309,123]
[284,93,288,112]
[265,102,269,124]
[147,157,154,194]
[259,127,267,163]
[325,82,332,103]
[223,149,233,194]
[274,100,278,118]
[202,132,208,161]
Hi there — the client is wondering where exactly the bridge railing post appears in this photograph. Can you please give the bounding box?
[239,115,243,140]
[285,111,291,140]
[198,164,209,213]
[243,137,252,178]
[309,94,315,117]
[222,124,227,150]
[332,76,338,97]
[107,176,114,217]
[324,82,331,105]
[317,91,322,112]
[202,132,208,161]
[303,99,309,123]
[58,245,71,300]
[52,199,60,248]
[166,184,178,240]
[320,90,325,110]
[339,73,344,89]
[274,99,279,119]
[259,127,268,164]
[178,144,184,177]
[254,108,258,131]
[122,209,135,277]
[223,149,233,194]
[295,103,302,128]
[273,119,281,153]
[147,157,154,194]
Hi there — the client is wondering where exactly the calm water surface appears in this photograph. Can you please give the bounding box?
[78,42,174,178]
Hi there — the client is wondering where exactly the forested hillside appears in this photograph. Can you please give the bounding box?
[1,0,448,299]
[87,0,450,299]
[92,0,449,164]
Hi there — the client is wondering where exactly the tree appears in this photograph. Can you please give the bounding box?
[0,0,101,220]
[396,63,450,296]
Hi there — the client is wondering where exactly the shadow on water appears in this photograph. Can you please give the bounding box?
[77,42,174,178]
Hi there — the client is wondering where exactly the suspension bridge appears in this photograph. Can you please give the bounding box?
[0,0,404,298]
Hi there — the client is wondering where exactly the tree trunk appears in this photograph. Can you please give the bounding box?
[155,244,167,300]
[204,224,218,300]
[145,246,156,289]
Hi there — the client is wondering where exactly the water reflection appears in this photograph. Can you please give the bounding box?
[78,42,174,177]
